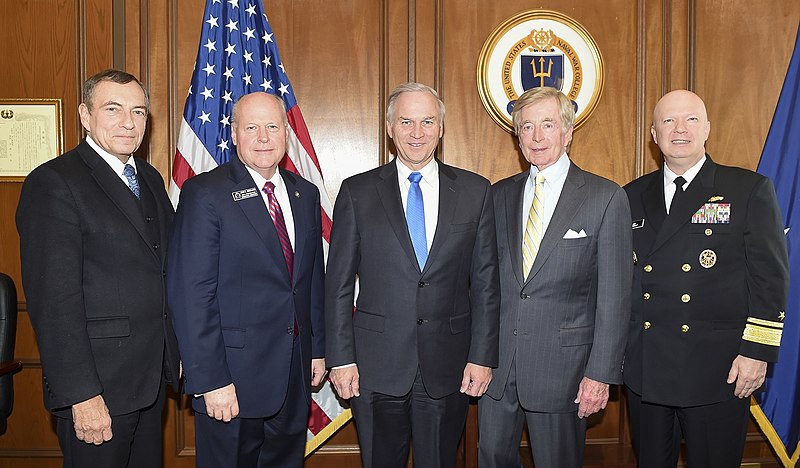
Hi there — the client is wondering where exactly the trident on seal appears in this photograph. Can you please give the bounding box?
[532,57,553,88]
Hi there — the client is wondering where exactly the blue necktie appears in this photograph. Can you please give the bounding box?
[406,172,428,269]
[122,164,141,199]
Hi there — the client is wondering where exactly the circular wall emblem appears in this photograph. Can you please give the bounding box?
[477,10,604,133]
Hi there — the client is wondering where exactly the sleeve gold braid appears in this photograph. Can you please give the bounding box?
[742,320,782,347]
[746,316,784,329]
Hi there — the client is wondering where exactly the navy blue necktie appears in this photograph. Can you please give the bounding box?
[406,172,428,269]
[122,164,141,199]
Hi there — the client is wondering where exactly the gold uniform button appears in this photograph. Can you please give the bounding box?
[644,265,652,273]
[644,321,651,330]
[681,294,691,303]
[682,263,691,272]
[643,292,651,300]
[705,228,713,236]
[681,324,689,333]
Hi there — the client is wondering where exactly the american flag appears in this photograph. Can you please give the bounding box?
[169,0,349,456]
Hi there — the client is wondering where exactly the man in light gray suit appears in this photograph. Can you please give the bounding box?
[478,87,632,467]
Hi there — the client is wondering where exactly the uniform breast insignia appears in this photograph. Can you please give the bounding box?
[632,219,645,229]
[699,249,717,268]
[707,195,724,202]
[691,203,731,224]
[231,187,260,201]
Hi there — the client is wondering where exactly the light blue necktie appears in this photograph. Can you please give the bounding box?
[122,164,141,199]
[406,172,428,269]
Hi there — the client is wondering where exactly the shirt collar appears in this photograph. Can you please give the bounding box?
[396,158,438,186]
[245,165,286,193]
[86,136,136,175]
[529,152,570,186]
[663,155,706,189]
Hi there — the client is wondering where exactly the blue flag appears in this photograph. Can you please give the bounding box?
[753,22,800,468]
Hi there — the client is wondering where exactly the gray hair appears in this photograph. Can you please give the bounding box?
[231,92,288,127]
[82,69,150,112]
[511,87,575,135]
[386,82,445,123]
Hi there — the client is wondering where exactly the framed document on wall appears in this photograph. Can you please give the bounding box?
[0,99,63,181]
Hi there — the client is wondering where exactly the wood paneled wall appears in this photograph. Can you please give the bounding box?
[0,1,797,466]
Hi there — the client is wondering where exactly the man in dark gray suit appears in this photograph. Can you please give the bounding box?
[326,82,500,468]
[478,87,632,467]
[16,69,180,467]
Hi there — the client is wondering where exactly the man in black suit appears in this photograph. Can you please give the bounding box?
[325,82,500,468]
[624,89,789,466]
[16,69,180,467]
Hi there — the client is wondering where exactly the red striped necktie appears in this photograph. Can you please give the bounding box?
[263,182,294,282]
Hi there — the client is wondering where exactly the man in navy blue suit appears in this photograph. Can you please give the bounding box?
[168,91,326,467]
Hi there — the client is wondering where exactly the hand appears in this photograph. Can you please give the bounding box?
[203,383,239,422]
[72,394,112,445]
[727,355,767,398]
[574,377,609,418]
[330,365,360,399]
[460,363,492,397]
[311,358,328,386]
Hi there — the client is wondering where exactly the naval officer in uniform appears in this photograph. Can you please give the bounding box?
[623,89,789,467]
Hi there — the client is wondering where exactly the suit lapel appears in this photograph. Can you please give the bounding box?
[425,162,458,273]
[641,173,666,234]
[78,142,158,262]
[137,167,172,261]
[377,162,421,272]
[229,158,292,284]
[283,169,307,285]
[526,163,587,283]
[650,158,716,254]
[504,172,528,286]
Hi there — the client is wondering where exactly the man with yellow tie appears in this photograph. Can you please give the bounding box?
[478,86,633,467]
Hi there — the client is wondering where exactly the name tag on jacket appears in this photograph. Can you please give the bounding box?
[232,188,260,201]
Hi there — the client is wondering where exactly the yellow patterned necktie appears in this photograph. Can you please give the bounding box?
[522,172,545,279]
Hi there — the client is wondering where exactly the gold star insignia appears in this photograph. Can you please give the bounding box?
[779,311,785,321]
[708,196,724,202]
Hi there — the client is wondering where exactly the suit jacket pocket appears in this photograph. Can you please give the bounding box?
[222,328,246,348]
[450,312,470,334]
[86,317,130,339]
[711,319,744,330]
[354,310,385,332]
[450,221,478,233]
[558,236,591,248]
[559,326,594,347]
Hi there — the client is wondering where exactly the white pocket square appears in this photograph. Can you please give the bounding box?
[563,229,587,239]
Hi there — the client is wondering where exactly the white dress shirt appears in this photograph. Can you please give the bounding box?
[333,158,440,371]
[86,136,138,188]
[521,152,571,239]
[663,156,706,214]
[396,158,439,252]
[245,166,295,250]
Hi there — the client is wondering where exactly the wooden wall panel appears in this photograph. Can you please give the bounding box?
[440,0,638,187]
[694,0,800,171]
[0,0,797,466]
[83,0,115,76]
[267,0,386,199]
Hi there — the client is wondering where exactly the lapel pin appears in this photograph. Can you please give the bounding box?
[294,191,300,198]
